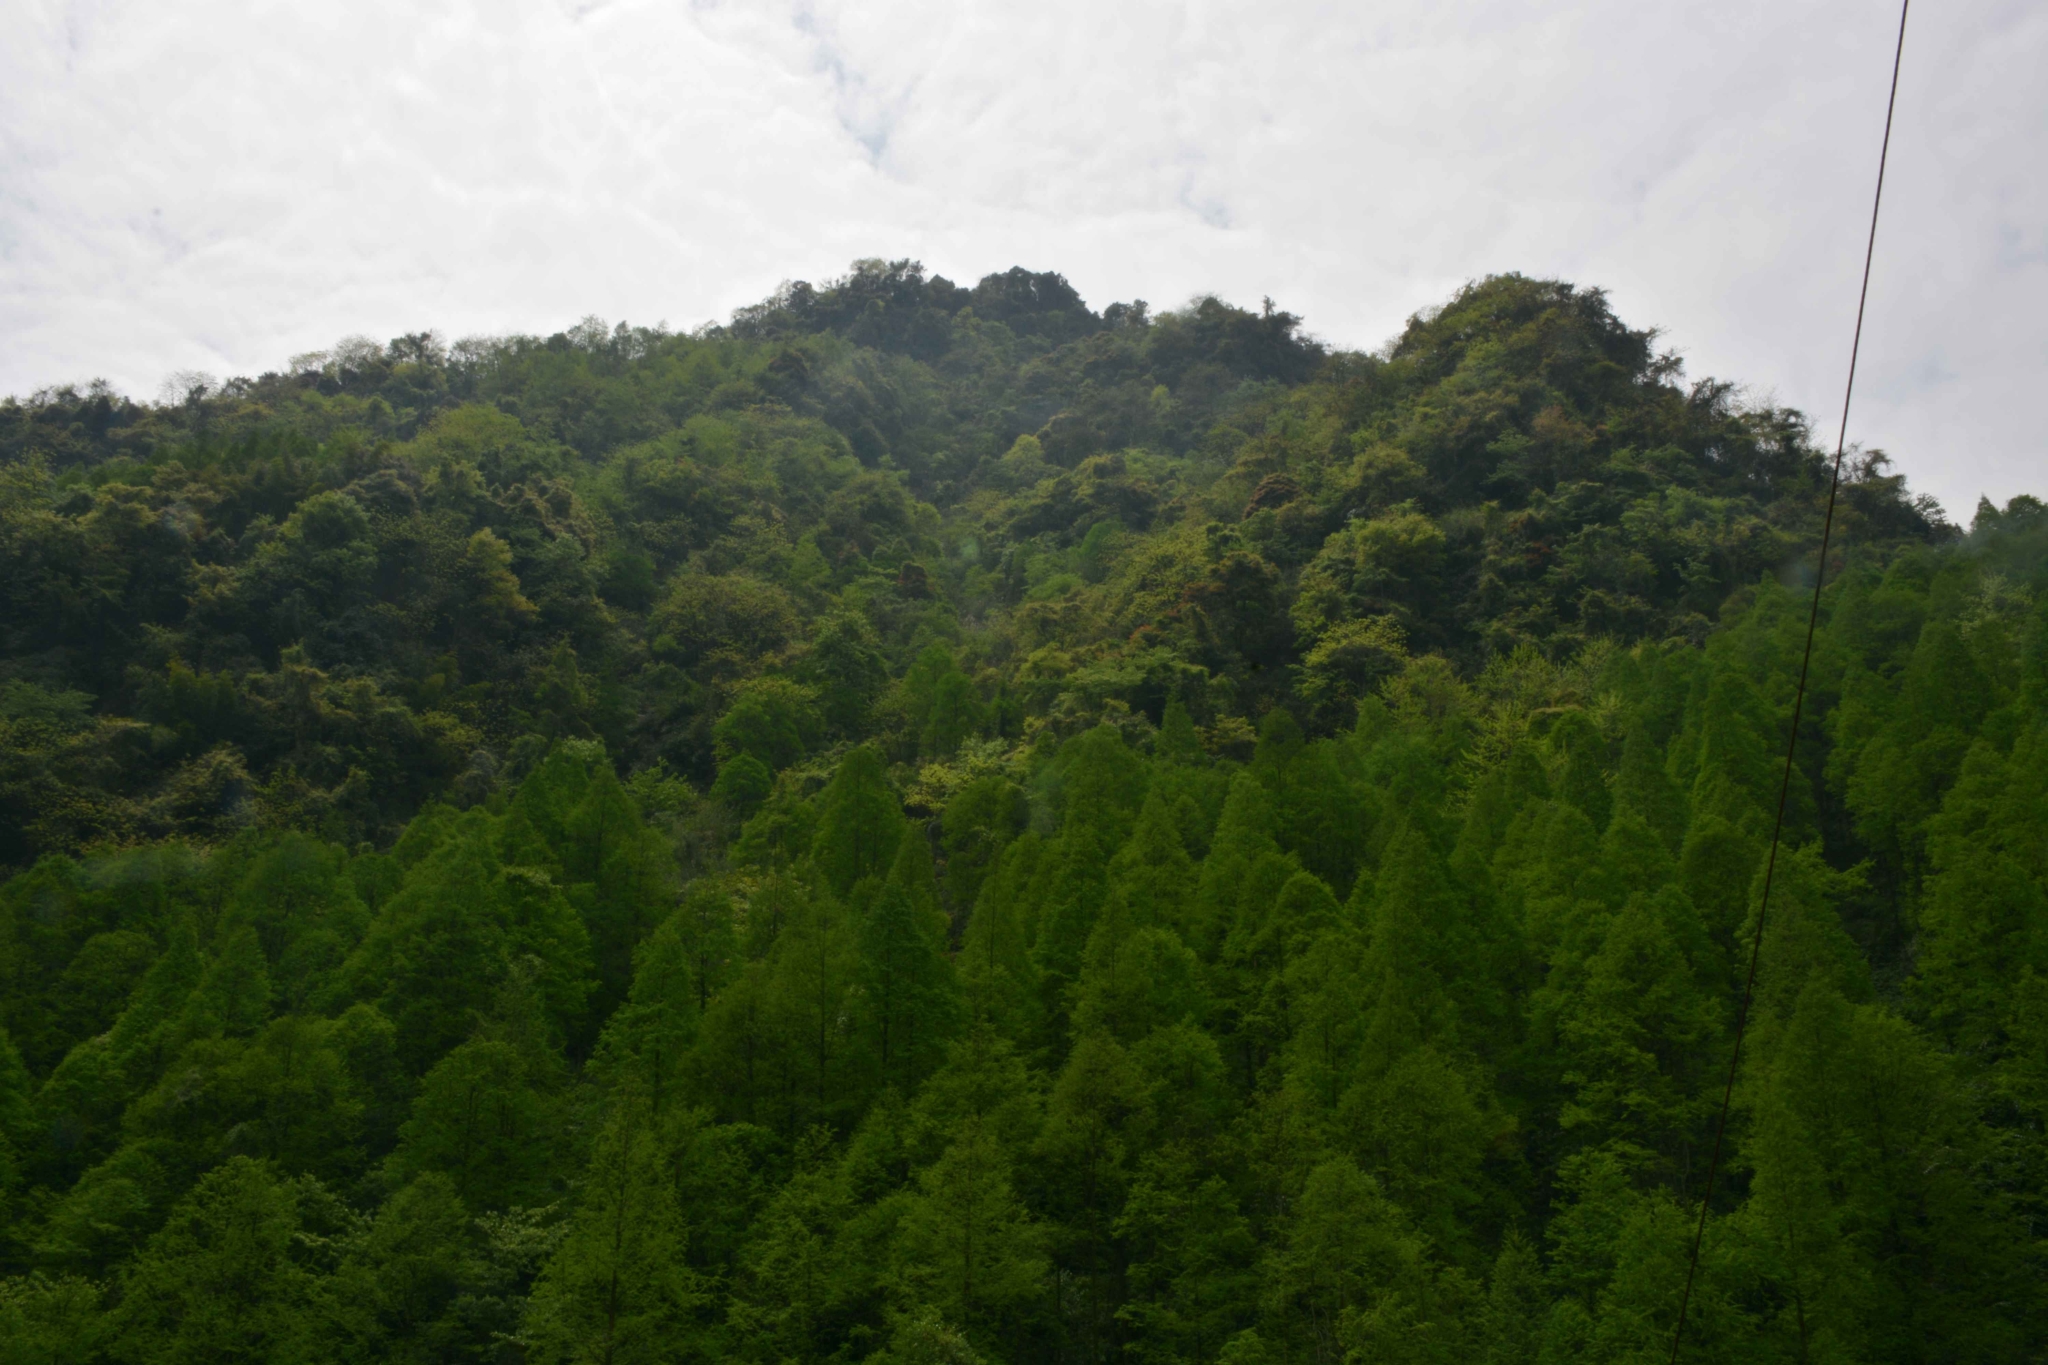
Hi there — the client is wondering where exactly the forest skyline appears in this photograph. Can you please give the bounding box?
[0,261,2040,1362]
[6,1,2043,519]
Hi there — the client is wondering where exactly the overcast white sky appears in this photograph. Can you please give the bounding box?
[4,0,2042,520]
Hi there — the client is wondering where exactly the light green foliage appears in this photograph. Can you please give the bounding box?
[1030,726,1148,1018]
[1548,890,1721,1169]
[338,802,595,1070]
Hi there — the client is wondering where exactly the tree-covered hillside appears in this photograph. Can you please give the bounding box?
[1,262,2041,1362]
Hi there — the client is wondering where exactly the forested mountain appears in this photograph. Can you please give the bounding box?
[0,261,2041,1362]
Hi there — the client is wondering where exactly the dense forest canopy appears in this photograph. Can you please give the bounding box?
[0,260,2042,1362]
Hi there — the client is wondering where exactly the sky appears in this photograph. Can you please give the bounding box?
[3,0,2042,521]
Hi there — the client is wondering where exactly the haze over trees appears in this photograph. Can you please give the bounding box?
[0,260,2041,1361]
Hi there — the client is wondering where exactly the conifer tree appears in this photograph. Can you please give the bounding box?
[334,818,515,1072]
[673,880,738,1015]
[507,745,594,863]
[562,760,672,1018]
[1115,1146,1260,1365]
[859,835,961,1092]
[813,746,907,899]
[1357,824,1461,1070]
[1191,772,1281,961]
[590,906,701,1118]
[939,777,1028,922]
[1033,1030,1155,1324]
[908,1022,1044,1167]
[957,834,1045,1043]
[690,959,783,1129]
[224,831,369,1011]
[1550,891,1722,1172]
[1677,811,1760,966]
[180,922,273,1040]
[763,892,861,1129]
[1740,982,2027,1362]
[389,1032,560,1212]
[1263,1156,1432,1365]
[1480,1230,1546,1365]
[1913,725,2048,1057]
[1155,698,1205,766]
[32,914,202,1186]
[104,911,204,1080]
[1612,721,1686,853]
[327,1171,474,1364]
[1104,786,1197,937]
[730,1128,854,1362]
[1269,740,1368,900]
[1549,710,1611,832]
[1030,726,1148,1025]
[109,1157,317,1364]
[523,1117,700,1365]
[893,1116,1045,1350]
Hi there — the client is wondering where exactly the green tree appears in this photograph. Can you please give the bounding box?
[0,1273,104,1365]
[562,762,673,1019]
[803,613,889,738]
[674,880,738,1014]
[730,1129,855,1362]
[812,747,906,899]
[1264,1156,1436,1365]
[389,1036,559,1212]
[1031,726,1148,1028]
[1547,890,1722,1172]
[590,907,702,1118]
[1115,1146,1260,1365]
[860,836,961,1091]
[715,678,823,773]
[326,1172,474,1365]
[1740,981,2028,1362]
[108,1157,318,1365]
[524,1118,700,1365]
[939,776,1027,918]
[893,1116,1046,1349]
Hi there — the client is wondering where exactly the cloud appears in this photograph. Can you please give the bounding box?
[2,0,2042,518]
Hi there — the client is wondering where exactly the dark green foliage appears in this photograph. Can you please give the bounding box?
[522,1116,699,1365]
[0,265,2036,1362]
[106,1156,328,1364]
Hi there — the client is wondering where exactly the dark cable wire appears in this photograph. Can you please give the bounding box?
[1667,2,1910,1358]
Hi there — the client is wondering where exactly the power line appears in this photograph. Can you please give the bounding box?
[1666,1,1911,1358]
